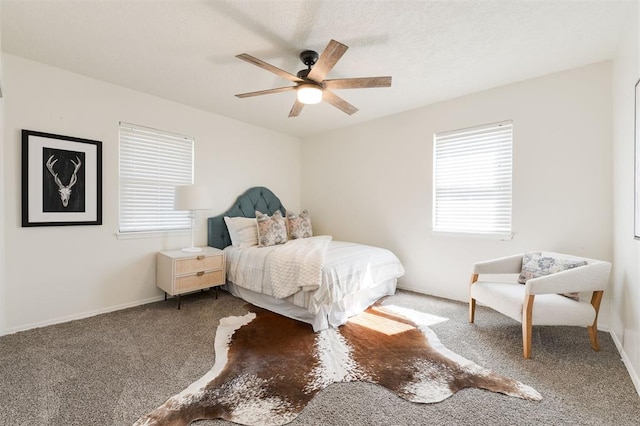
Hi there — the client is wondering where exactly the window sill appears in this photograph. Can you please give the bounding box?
[430,230,513,241]
[115,229,189,240]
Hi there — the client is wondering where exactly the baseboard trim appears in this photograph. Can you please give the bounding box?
[610,330,640,397]
[397,284,460,300]
[2,295,165,336]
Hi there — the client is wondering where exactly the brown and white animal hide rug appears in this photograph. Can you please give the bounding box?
[134,304,541,426]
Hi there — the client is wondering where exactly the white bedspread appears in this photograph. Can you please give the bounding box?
[224,238,405,315]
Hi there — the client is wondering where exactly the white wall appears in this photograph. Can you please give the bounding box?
[302,62,613,320]
[0,3,6,335]
[0,95,5,336]
[612,4,640,392]
[1,54,301,333]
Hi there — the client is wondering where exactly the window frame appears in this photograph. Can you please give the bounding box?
[118,122,194,237]
[432,120,513,240]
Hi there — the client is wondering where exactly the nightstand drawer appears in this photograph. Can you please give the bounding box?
[175,270,225,292]
[175,254,223,275]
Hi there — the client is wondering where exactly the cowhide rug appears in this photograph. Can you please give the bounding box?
[134,304,541,426]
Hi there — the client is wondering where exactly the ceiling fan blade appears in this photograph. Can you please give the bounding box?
[307,39,348,83]
[289,99,305,117]
[324,76,392,90]
[236,53,303,83]
[323,90,359,115]
[235,86,296,98]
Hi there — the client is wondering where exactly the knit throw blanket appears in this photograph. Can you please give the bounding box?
[270,235,331,298]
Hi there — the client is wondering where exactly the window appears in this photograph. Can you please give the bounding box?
[432,120,513,238]
[119,122,194,233]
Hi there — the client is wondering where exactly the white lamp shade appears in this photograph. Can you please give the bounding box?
[297,83,323,104]
[174,185,212,211]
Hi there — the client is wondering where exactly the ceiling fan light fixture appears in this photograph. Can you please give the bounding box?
[297,84,323,104]
[235,39,391,117]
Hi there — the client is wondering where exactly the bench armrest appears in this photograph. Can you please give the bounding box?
[473,254,523,274]
[525,261,611,295]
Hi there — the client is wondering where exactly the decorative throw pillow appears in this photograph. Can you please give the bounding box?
[518,252,587,301]
[255,210,288,247]
[224,216,258,248]
[286,209,313,239]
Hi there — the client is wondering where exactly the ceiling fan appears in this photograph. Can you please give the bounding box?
[235,39,392,118]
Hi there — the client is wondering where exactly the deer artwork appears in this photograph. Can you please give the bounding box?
[45,155,82,207]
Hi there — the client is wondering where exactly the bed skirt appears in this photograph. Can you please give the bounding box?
[223,278,398,331]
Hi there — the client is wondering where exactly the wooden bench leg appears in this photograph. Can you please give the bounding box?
[588,291,604,351]
[587,325,600,351]
[522,294,535,359]
[469,273,479,323]
[469,299,476,323]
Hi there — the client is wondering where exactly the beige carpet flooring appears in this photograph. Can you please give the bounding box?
[0,289,638,425]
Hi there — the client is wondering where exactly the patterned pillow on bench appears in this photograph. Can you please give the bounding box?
[518,252,587,301]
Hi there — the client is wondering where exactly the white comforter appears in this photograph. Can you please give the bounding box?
[224,238,405,314]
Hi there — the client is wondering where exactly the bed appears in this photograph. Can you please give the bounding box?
[207,187,405,331]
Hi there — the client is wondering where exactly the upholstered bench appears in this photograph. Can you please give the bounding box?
[469,252,611,359]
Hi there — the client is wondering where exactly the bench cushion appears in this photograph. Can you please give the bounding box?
[471,281,596,326]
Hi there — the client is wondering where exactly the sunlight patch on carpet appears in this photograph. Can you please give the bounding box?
[375,304,449,327]
[347,311,415,335]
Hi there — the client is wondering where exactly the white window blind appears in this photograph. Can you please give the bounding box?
[433,120,513,237]
[119,122,194,233]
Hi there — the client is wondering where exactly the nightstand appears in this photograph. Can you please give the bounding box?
[156,247,226,309]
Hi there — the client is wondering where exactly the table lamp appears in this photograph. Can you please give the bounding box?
[174,185,212,252]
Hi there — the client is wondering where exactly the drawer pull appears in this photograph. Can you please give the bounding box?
[197,271,205,276]
[197,255,205,260]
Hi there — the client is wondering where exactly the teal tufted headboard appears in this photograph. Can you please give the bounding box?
[207,186,286,249]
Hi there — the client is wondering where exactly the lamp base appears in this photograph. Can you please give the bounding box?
[181,247,202,253]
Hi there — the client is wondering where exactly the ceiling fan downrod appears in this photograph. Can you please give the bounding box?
[297,50,319,79]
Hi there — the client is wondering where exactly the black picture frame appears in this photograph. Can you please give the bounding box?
[22,130,102,227]
[635,79,640,239]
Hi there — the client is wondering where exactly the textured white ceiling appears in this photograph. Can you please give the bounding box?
[0,0,636,137]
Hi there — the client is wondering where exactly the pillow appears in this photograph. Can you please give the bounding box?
[223,216,258,248]
[518,252,588,301]
[286,209,313,239]
[255,210,288,247]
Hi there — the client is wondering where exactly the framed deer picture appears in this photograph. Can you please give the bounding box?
[21,130,102,227]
